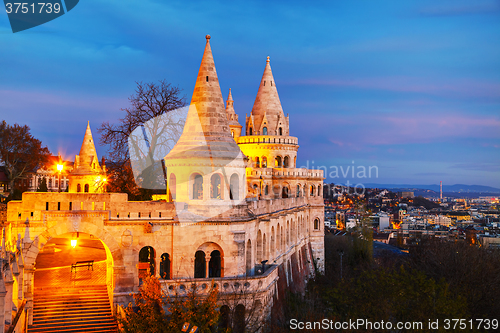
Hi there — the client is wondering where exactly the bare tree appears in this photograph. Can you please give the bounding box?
[98,80,187,193]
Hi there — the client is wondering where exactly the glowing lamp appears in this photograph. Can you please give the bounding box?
[71,239,77,248]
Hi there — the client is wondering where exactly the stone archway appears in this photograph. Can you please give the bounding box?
[22,220,121,325]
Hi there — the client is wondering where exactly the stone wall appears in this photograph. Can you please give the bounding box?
[0,203,6,225]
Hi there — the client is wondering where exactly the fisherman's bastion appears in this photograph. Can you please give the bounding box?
[0,36,324,333]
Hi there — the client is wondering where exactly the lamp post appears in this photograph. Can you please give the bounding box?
[56,163,63,192]
[337,249,344,280]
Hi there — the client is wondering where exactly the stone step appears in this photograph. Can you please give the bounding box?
[34,313,114,326]
[34,308,112,319]
[30,283,116,333]
[34,296,110,306]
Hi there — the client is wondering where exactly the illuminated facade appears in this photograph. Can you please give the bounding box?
[1,36,324,332]
[67,122,107,194]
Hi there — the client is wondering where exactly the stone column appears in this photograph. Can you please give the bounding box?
[4,263,14,327]
[23,267,35,325]
[16,250,24,300]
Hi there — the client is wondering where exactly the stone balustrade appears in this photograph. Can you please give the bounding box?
[160,264,278,297]
[238,135,298,145]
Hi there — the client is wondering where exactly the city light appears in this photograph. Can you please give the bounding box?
[56,160,64,192]
[71,239,77,248]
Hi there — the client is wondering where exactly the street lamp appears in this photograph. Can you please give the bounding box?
[57,162,64,192]
[337,249,344,280]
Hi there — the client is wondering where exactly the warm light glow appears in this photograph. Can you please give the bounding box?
[391,221,402,229]
[103,177,107,182]
[57,163,64,172]
[71,239,77,248]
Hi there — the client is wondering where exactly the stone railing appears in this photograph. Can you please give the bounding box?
[160,264,279,297]
[238,135,298,145]
[246,168,324,179]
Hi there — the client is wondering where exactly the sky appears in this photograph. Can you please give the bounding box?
[1,0,499,188]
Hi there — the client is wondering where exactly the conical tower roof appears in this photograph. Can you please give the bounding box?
[80,122,98,162]
[165,35,243,164]
[225,88,240,127]
[250,57,287,134]
[73,122,102,174]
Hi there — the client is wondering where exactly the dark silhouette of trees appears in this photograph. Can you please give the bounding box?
[117,274,223,333]
[407,239,500,318]
[0,121,51,196]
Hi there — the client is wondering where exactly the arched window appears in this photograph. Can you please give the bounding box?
[194,251,206,278]
[230,173,239,200]
[279,127,283,135]
[209,250,222,277]
[139,246,155,284]
[282,186,289,198]
[263,127,268,135]
[314,218,320,230]
[255,157,260,168]
[210,174,222,199]
[286,220,290,246]
[231,130,234,137]
[84,184,89,193]
[160,253,170,279]
[219,305,230,331]
[318,185,322,197]
[192,174,203,200]
[257,230,263,263]
[283,156,290,168]
[264,185,269,195]
[246,239,252,276]
[271,227,275,258]
[77,184,81,193]
[249,127,253,135]
[277,223,281,252]
[294,156,297,168]
[234,304,246,333]
[263,233,267,262]
[275,156,282,168]
[281,225,285,251]
[310,185,314,196]
[262,156,267,168]
[169,173,176,200]
[296,184,300,197]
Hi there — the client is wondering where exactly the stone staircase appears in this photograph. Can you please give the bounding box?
[29,285,117,333]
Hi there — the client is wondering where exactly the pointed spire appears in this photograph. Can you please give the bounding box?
[79,122,98,162]
[165,35,243,161]
[250,56,288,135]
[73,122,102,174]
[225,88,242,140]
[225,88,237,121]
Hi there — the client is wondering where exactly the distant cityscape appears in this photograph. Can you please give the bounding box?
[323,183,500,249]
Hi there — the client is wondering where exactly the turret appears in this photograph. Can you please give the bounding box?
[225,88,242,140]
[164,35,247,215]
[68,122,107,193]
[246,56,289,136]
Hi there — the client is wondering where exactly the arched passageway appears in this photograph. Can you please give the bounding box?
[31,232,115,332]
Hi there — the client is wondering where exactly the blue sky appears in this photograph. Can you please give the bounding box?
[1,0,499,188]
